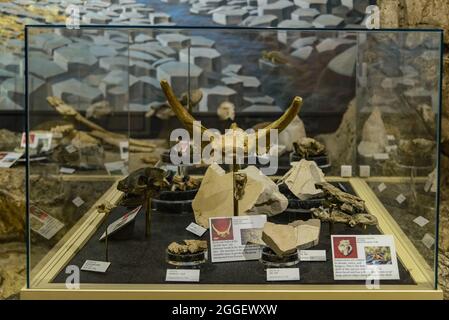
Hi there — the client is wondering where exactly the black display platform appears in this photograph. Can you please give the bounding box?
[53,183,415,285]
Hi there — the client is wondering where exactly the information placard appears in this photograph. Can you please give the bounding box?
[331,235,399,280]
[209,215,266,263]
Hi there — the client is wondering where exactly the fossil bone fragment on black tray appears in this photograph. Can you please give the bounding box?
[310,182,378,227]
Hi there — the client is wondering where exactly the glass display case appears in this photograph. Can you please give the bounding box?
[21,25,443,299]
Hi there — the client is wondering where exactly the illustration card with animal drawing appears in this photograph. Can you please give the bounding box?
[331,235,399,280]
[209,215,267,263]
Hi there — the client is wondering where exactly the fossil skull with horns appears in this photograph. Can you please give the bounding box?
[160,80,303,155]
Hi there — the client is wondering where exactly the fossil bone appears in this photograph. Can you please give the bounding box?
[160,80,302,154]
[47,97,155,151]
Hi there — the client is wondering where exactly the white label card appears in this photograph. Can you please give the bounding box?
[166,269,200,282]
[373,153,389,160]
[105,161,128,176]
[81,260,110,273]
[359,165,370,177]
[30,206,64,240]
[119,141,129,161]
[60,167,75,174]
[186,222,207,237]
[421,233,435,249]
[99,206,141,241]
[413,216,429,228]
[0,152,23,168]
[387,134,395,141]
[377,183,387,193]
[396,194,406,204]
[299,250,326,261]
[209,215,266,263]
[340,165,352,177]
[65,144,77,154]
[385,145,397,152]
[72,196,85,208]
[266,268,300,281]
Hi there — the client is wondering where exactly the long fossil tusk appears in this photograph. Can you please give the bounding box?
[160,80,208,135]
[262,96,303,132]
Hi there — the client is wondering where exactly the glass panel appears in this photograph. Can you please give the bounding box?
[25,26,441,293]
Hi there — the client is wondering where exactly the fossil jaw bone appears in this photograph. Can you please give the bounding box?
[160,80,303,153]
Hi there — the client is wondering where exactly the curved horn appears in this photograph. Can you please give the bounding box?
[263,96,303,132]
[160,80,207,135]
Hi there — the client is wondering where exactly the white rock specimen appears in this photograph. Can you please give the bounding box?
[357,107,388,157]
[241,166,288,216]
[192,164,287,228]
[278,116,307,152]
[278,159,325,200]
[289,219,321,249]
[262,222,297,256]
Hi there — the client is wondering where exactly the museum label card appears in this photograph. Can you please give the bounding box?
[81,260,110,273]
[119,141,129,161]
[331,235,399,280]
[21,132,53,151]
[413,216,429,228]
[266,268,300,281]
[340,165,352,177]
[387,134,395,142]
[65,144,77,154]
[186,222,207,237]
[385,145,397,152]
[373,153,389,160]
[396,193,406,204]
[377,183,387,193]
[299,250,327,262]
[30,205,64,240]
[60,167,75,174]
[209,215,266,263]
[104,161,128,176]
[99,206,141,241]
[359,165,370,177]
[72,196,85,208]
[421,233,435,249]
[21,132,38,149]
[0,152,23,168]
[165,269,200,282]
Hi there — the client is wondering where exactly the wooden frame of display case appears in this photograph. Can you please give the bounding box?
[21,175,443,300]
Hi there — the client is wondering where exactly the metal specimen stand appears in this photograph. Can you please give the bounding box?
[144,192,152,238]
[105,226,109,262]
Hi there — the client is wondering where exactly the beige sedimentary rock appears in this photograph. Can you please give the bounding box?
[357,107,388,157]
[262,222,297,257]
[278,159,325,200]
[289,219,321,250]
